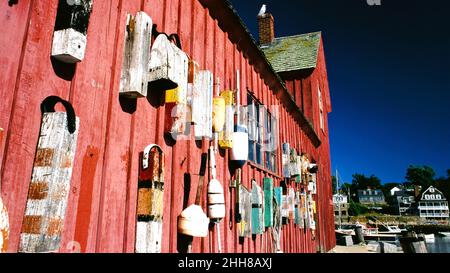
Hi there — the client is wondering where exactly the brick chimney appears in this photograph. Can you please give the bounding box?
[258,13,275,45]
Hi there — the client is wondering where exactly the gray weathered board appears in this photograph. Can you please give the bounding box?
[193,71,213,139]
[282,143,290,178]
[238,185,252,238]
[19,112,80,253]
[120,11,153,98]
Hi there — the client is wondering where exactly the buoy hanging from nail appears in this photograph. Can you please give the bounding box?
[193,70,213,140]
[219,90,234,149]
[282,143,290,178]
[251,180,264,235]
[289,148,300,178]
[148,31,189,92]
[238,184,252,238]
[230,70,248,167]
[19,96,80,253]
[165,86,189,140]
[212,78,226,134]
[136,145,164,253]
[207,147,225,220]
[120,11,153,98]
[51,0,93,63]
[178,154,209,238]
[263,178,273,228]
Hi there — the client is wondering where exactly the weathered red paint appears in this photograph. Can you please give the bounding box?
[0,0,335,253]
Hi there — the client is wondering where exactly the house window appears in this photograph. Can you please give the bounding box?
[318,87,324,131]
[247,92,278,173]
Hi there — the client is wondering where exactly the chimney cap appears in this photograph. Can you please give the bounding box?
[258,4,267,17]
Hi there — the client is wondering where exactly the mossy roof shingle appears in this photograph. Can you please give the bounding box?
[261,32,321,73]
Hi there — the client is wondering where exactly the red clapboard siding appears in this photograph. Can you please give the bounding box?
[0,0,335,253]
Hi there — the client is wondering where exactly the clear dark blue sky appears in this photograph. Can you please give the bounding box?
[230,0,450,183]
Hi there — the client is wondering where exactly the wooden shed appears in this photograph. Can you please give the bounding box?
[0,0,335,253]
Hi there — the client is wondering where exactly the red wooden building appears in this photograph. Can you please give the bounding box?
[0,0,335,253]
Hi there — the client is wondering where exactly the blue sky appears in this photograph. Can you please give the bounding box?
[230,0,450,183]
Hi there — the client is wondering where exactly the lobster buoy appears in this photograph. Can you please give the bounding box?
[219,90,234,149]
[148,32,189,92]
[207,146,225,220]
[178,153,209,238]
[231,70,248,168]
[212,78,225,133]
[207,179,226,220]
[178,205,209,237]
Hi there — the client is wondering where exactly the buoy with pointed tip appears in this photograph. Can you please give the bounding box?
[231,70,248,168]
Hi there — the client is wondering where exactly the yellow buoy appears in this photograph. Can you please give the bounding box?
[219,90,234,149]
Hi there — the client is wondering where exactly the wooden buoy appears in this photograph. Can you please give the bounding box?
[136,145,164,253]
[193,71,213,140]
[165,86,189,140]
[301,191,307,229]
[207,147,225,220]
[148,34,189,92]
[212,78,226,134]
[51,0,93,63]
[238,184,252,238]
[230,70,248,167]
[19,96,80,253]
[178,154,209,238]
[263,178,274,228]
[294,191,301,226]
[219,90,234,149]
[272,187,282,253]
[308,173,317,194]
[120,11,153,98]
[288,188,295,220]
[301,154,310,185]
[289,148,301,177]
[0,128,9,253]
[282,143,290,178]
[307,193,316,231]
[281,193,289,220]
[251,180,264,235]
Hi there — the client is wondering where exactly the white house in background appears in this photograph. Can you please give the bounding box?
[390,186,402,196]
[418,186,449,223]
[333,194,349,221]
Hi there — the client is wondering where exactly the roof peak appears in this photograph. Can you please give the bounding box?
[274,31,322,41]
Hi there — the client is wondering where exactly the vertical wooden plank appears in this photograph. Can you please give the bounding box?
[1,0,72,252]
[94,0,142,253]
[63,0,120,253]
[142,0,174,253]
[0,1,32,167]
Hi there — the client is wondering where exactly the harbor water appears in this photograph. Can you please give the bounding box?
[426,237,450,253]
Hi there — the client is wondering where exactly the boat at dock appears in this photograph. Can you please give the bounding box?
[437,232,450,237]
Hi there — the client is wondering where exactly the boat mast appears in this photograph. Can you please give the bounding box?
[337,169,342,230]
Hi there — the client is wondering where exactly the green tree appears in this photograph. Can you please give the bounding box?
[435,169,450,200]
[382,182,400,206]
[348,201,369,216]
[351,173,382,190]
[405,165,435,188]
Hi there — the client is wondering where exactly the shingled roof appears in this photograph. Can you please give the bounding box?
[261,32,321,73]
